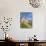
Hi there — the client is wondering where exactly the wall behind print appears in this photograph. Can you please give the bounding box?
[0,0,46,40]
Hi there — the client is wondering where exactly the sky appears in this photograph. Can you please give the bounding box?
[20,12,32,20]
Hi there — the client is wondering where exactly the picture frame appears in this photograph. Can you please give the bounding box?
[20,12,32,28]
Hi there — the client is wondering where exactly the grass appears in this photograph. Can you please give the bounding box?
[20,22,32,28]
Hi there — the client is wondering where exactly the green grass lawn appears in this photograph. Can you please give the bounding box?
[20,22,32,28]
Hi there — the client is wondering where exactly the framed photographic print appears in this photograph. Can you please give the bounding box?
[20,12,32,28]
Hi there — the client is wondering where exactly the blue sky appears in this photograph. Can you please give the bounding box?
[20,12,32,20]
